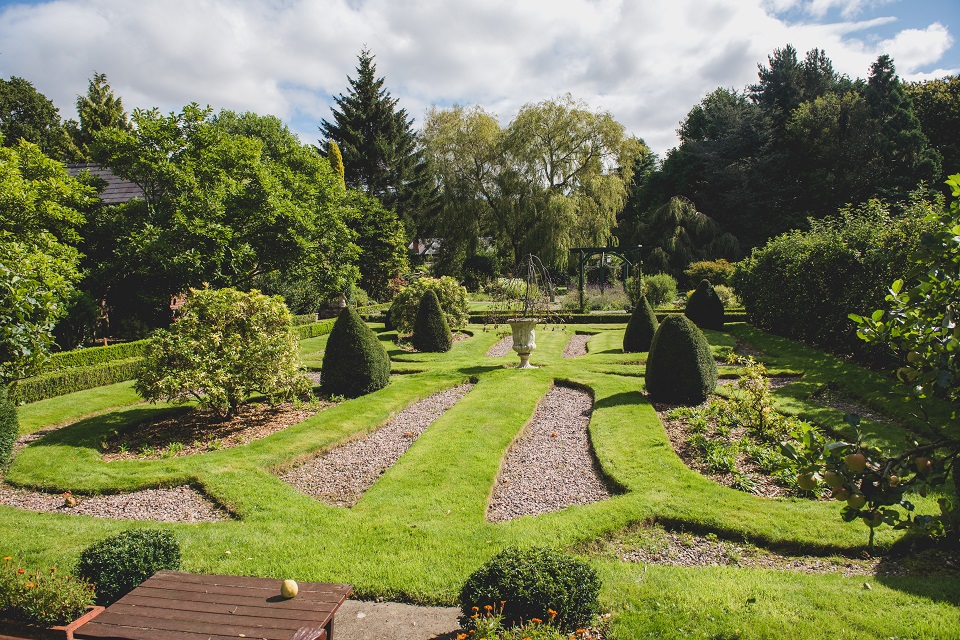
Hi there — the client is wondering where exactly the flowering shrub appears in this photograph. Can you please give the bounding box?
[389,277,469,334]
[0,557,94,626]
[462,602,595,639]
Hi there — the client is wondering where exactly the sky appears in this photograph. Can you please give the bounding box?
[0,0,957,156]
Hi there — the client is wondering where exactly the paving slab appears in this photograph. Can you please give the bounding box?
[336,599,462,640]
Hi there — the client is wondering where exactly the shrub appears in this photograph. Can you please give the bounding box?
[732,194,938,359]
[77,529,181,606]
[645,315,718,404]
[412,290,453,352]
[684,259,735,286]
[293,318,337,340]
[623,295,658,353]
[685,280,725,330]
[0,387,16,469]
[642,273,678,307]
[136,288,309,419]
[389,277,469,334]
[459,547,600,632]
[463,254,500,291]
[0,557,94,626]
[321,306,390,398]
[713,284,740,308]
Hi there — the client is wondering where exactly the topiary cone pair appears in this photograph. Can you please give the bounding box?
[321,306,391,398]
[412,289,452,352]
[623,295,658,353]
[645,315,717,405]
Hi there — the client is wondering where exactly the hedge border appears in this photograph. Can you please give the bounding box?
[47,340,150,372]
[470,310,748,324]
[14,358,143,405]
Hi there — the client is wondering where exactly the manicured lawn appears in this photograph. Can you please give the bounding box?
[3,322,957,638]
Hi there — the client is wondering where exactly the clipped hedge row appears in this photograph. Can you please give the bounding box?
[291,313,318,326]
[470,310,747,325]
[47,339,150,372]
[294,318,338,339]
[13,358,143,405]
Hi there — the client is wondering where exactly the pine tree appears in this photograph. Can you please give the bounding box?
[69,72,130,158]
[319,48,434,239]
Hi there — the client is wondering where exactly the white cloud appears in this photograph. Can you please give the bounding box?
[0,0,954,156]
[805,0,895,19]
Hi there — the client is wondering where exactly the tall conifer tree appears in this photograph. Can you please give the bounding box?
[319,49,434,239]
[69,71,130,158]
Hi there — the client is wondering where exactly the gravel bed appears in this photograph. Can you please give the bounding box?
[0,484,229,522]
[563,333,591,358]
[487,385,611,522]
[485,336,513,357]
[280,383,474,507]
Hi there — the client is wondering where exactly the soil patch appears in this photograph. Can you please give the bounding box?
[102,400,331,460]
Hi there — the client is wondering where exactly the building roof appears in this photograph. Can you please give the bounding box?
[66,163,145,204]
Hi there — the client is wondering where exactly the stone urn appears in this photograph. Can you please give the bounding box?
[508,318,538,368]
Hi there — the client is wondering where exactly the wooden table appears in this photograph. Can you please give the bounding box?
[73,570,352,640]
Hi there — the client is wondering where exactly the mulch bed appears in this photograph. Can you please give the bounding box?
[102,400,333,461]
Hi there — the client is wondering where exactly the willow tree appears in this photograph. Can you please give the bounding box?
[421,95,647,271]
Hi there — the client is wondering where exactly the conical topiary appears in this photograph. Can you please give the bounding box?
[321,306,390,398]
[645,315,718,405]
[412,289,453,352]
[685,279,725,330]
[623,295,659,353]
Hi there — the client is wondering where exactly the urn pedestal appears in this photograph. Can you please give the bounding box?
[508,319,538,368]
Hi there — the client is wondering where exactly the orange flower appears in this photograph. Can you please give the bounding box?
[456,634,467,640]
[532,618,542,624]
[2,556,10,561]
[49,567,56,573]
[548,609,557,619]
[484,604,492,612]
[24,582,34,589]
[16,568,24,575]
[472,606,479,612]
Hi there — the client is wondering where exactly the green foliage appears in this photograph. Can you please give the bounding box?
[466,604,575,639]
[462,254,501,292]
[13,357,141,405]
[67,72,130,160]
[412,290,452,352]
[0,558,94,626]
[0,77,79,161]
[645,315,717,404]
[623,295,658,353]
[906,76,960,185]
[390,277,469,334]
[320,306,390,398]
[0,387,16,469]
[422,97,648,271]
[136,287,309,418]
[459,547,600,632]
[342,190,408,301]
[684,259,734,286]
[685,280,725,330]
[732,192,939,358]
[77,529,181,606]
[92,105,357,330]
[0,139,90,385]
[713,284,739,308]
[640,273,678,307]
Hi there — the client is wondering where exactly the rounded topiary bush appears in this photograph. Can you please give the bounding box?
[321,306,390,398]
[623,295,658,353]
[645,314,718,405]
[685,279,725,330]
[77,529,181,605]
[0,386,17,470]
[412,289,453,352]
[459,547,600,632]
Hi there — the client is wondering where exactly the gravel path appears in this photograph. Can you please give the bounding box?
[563,333,591,358]
[281,384,474,507]
[487,385,611,522]
[485,336,513,357]
[0,484,229,522]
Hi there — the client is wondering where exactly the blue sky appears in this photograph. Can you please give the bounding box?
[0,0,956,155]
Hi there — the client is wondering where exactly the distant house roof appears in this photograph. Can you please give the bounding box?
[66,163,145,204]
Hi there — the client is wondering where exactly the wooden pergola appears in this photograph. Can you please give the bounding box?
[569,244,643,312]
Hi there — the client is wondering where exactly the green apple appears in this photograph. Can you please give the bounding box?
[847,493,867,510]
[832,486,850,501]
[797,473,817,491]
[823,470,845,489]
[844,453,867,473]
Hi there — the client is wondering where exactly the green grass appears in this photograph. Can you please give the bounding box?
[4,322,958,638]
[15,381,143,436]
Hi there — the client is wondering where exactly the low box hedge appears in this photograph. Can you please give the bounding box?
[469,309,747,325]
[14,357,143,405]
[294,318,338,339]
[46,339,150,372]
[291,313,319,326]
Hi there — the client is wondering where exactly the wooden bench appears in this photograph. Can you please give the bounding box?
[73,570,352,640]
